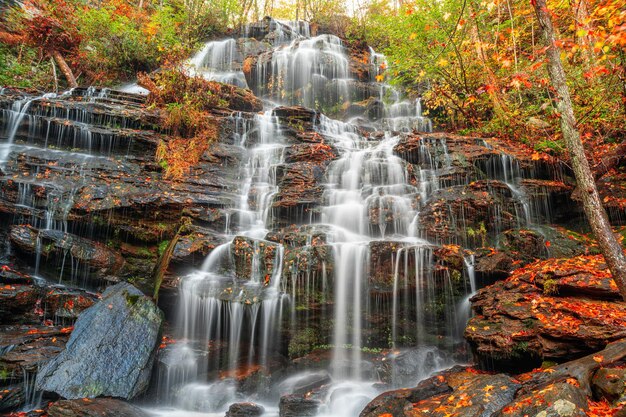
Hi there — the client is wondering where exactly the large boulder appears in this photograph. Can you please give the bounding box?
[35,283,163,399]
[362,341,626,417]
[360,373,453,417]
[361,368,519,417]
[465,255,626,369]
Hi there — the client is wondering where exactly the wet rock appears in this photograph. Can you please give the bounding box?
[288,372,332,396]
[466,255,626,369]
[360,373,452,417]
[3,409,47,417]
[210,82,263,113]
[172,226,227,266]
[346,98,385,121]
[394,134,493,168]
[515,254,620,300]
[41,286,98,323]
[0,284,40,322]
[368,241,432,291]
[494,382,587,417]
[592,367,626,403]
[237,37,271,57]
[284,142,337,165]
[0,386,24,413]
[274,106,319,129]
[47,398,150,417]
[273,162,327,224]
[36,283,163,399]
[379,347,455,387]
[279,394,321,417]
[234,367,273,397]
[0,265,34,285]
[473,248,514,280]
[0,265,97,324]
[10,225,124,280]
[348,40,373,82]
[498,226,591,263]
[225,402,265,417]
[288,344,335,372]
[418,181,521,247]
[0,325,70,395]
[232,236,280,282]
[266,225,331,247]
[414,373,518,417]
[363,368,519,417]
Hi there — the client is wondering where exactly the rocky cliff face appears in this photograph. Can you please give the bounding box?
[1,17,625,417]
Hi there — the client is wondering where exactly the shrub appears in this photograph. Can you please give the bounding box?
[139,67,223,179]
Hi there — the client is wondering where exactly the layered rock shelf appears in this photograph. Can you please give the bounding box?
[1,17,625,417]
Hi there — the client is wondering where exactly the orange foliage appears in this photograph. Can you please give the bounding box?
[588,399,624,417]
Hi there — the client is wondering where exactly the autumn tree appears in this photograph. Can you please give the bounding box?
[532,0,626,301]
[19,0,81,87]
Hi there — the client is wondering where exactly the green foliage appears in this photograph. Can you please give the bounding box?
[534,139,565,155]
[348,0,625,147]
[543,278,560,295]
[0,46,53,89]
[76,3,188,83]
[158,240,170,257]
[140,66,224,178]
[288,327,320,358]
[0,0,237,87]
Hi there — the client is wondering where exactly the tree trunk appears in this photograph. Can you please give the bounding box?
[50,50,78,88]
[50,56,59,93]
[152,219,189,302]
[468,4,509,121]
[0,31,26,45]
[522,338,626,396]
[532,0,626,301]
[571,0,594,65]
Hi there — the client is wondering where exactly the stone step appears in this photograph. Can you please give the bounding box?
[7,114,160,157]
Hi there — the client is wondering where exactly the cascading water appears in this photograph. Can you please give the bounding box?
[148,20,473,417]
[0,93,55,165]
[0,17,562,417]
[0,88,148,288]
[188,39,249,88]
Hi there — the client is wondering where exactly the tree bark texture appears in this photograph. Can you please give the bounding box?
[533,0,626,301]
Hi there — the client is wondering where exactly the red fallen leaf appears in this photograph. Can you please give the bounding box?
[60,326,73,334]
[587,399,617,417]
[545,241,551,247]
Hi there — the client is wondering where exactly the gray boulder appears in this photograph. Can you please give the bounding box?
[35,283,163,399]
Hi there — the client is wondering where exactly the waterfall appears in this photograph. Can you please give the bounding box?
[153,20,464,416]
[0,18,525,417]
[188,39,249,88]
[0,93,54,165]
